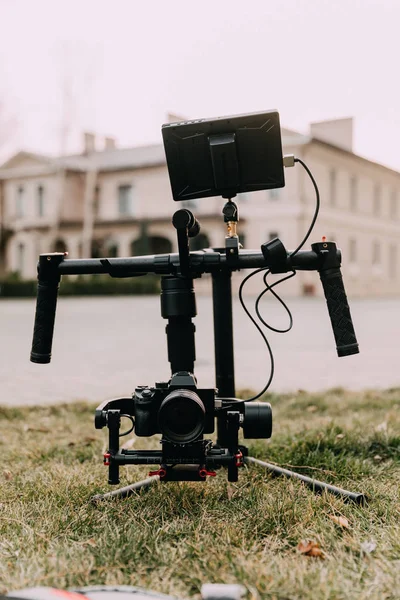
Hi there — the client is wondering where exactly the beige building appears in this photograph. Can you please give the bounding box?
[0,119,399,296]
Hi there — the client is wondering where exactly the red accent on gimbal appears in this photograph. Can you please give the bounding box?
[149,467,167,479]
[235,450,244,467]
[103,452,111,466]
[198,467,217,479]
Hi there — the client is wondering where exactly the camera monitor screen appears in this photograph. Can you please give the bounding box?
[162,110,285,201]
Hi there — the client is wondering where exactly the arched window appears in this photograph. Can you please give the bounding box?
[190,233,210,251]
[91,239,103,259]
[149,236,173,254]
[17,242,25,274]
[108,243,119,258]
[53,239,68,253]
[131,236,172,256]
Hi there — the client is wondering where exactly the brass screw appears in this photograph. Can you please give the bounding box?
[47,256,51,261]
[323,243,328,248]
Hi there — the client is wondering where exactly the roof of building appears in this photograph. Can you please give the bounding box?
[0,144,167,173]
[1,127,399,179]
[0,131,309,176]
[59,143,168,172]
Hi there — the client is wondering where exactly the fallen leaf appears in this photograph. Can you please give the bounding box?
[24,426,50,433]
[3,470,12,481]
[336,433,345,439]
[329,514,350,529]
[77,538,97,547]
[297,540,325,558]
[84,436,97,443]
[373,455,383,462]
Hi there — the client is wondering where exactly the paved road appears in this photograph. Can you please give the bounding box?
[0,295,398,405]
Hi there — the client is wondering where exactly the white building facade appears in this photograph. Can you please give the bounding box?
[0,118,399,297]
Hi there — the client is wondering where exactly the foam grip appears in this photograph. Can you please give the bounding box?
[319,268,359,357]
[30,280,60,363]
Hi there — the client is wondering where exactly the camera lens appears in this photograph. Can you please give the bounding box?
[158,389,205,444]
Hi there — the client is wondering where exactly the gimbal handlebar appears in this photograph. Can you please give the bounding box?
[30,241,359,366]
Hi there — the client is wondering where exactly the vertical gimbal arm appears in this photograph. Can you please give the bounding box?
[172,209,200,277]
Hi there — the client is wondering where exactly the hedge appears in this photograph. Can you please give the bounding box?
[0,274,160,298]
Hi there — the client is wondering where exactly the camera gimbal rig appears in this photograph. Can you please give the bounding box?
[29,202,364,503]
[29,110,364,504]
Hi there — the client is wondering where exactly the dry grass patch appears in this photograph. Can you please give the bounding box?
[1,389,400,599]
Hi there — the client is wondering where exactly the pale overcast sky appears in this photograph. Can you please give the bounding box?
[1,0,399,169]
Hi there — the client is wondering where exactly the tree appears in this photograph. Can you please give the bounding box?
[0,93,18,275]
[0,97,18,161]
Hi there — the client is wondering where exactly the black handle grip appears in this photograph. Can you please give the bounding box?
[30,253,64,364]
[30,279,60,363]
[311,241,359,358]
[319,267,359,357]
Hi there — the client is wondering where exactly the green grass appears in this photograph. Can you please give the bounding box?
[1,389,400,599]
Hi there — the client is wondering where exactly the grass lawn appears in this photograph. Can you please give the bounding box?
[1,389,400,599]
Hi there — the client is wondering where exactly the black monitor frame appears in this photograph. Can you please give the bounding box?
[162,110,285,201]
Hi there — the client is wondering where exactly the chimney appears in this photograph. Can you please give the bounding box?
[310,118,354,152]
[104,136,117,150]
[166,112,187,124]
[83,132,96,154]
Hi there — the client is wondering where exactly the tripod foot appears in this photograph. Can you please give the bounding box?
[246,456,367,505]
[91,475,160,502]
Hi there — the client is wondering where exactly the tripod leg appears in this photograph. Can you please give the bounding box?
[246,456,366,505]
[91,475,160,502]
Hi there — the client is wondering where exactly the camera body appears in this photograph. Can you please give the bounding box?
[134,372,215,443]
[132,371,273,446]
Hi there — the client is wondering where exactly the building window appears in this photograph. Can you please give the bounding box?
[389,244,397,279]
[118,184,133,216]
[17,242,25,274]
[16,186,24,218]
[350,176,357,212]
[373,184,381,216]
[329,169,336,206]
[390,190,398,219]
[269,189,280,200]
[372,241,381,265]
[190,233,210,251]
[54,239,68,253]
[108,243,119,258]
[349,238,357,263]
[37,185,44,217]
